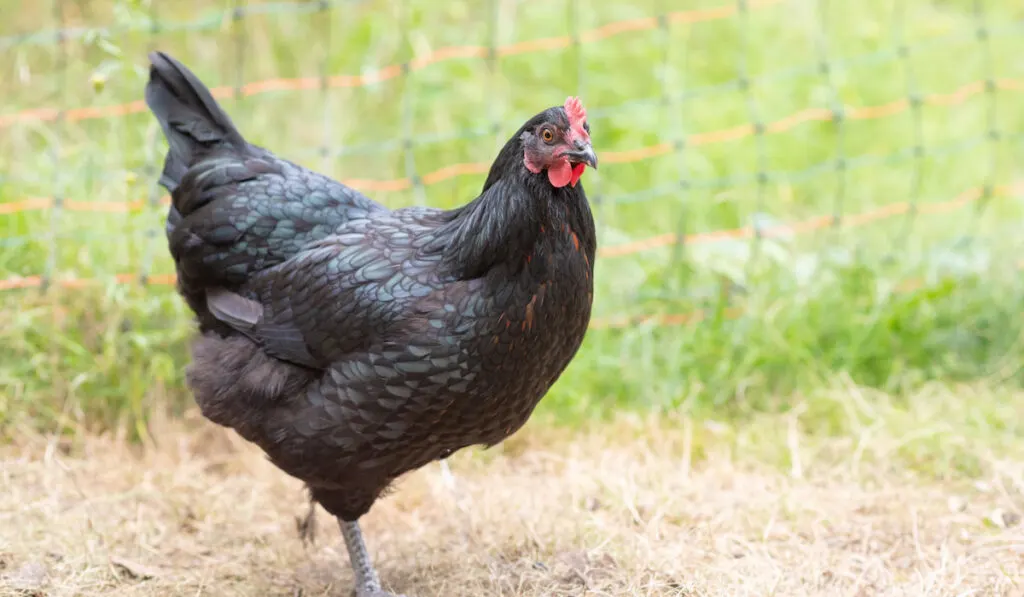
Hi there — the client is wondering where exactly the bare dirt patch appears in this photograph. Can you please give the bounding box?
[1,414,1021,596]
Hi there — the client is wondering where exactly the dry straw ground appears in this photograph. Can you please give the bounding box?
[2,386,1023,597]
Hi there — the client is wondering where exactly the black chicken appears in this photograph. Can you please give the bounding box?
[145,51,598,597]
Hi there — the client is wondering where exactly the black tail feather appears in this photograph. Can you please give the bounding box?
[144,51,247,193]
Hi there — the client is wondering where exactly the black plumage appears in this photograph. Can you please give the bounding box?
[146,51,598,597]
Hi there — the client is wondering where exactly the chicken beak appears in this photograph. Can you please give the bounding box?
[564,144,598,170]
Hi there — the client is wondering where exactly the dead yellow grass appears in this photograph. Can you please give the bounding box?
[1,405,1022,597]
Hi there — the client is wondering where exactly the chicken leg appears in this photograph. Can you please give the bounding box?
[339,520,406,597]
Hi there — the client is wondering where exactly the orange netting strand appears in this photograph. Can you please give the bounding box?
[0,273,175,291]
[2,182,1016,293]
[590,306,745,330]
[2,76,1019,213]
[0,0,783,130]
[0,182,1017,275]
[599,183,1019,258]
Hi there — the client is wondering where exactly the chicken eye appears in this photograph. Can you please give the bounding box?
[541,128,554,143]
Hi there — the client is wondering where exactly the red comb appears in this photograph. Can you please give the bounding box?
[564,96,590,146]
[564,96,587,130]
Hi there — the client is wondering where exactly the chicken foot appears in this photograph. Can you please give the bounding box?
[339,519,407,597]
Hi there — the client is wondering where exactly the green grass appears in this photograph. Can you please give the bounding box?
[1,0,1024,444]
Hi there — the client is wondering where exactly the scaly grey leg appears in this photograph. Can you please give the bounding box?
[338,519,407,597]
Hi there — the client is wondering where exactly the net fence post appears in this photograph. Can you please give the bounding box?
[231,0,247,105]
[892,0,925,247]
[973,0,999,211]
[736,0,769,298]
[487,0,502,153]
[568,0,601,217]
[398,5,425,207]
[737,1,770,303]
[46,0,68,295]
[659,7,692,299]
[139,1,163,289]
[565,0,605,221]
[812,0,847,231]
[319,0,333,175]
[570,0,585,102]
[969,0,1007,378]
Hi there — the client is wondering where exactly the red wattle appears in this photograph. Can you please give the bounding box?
[548,160,572,188]
[569,163,586,187]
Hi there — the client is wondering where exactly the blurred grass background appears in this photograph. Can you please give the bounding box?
[1,0,1023,450]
